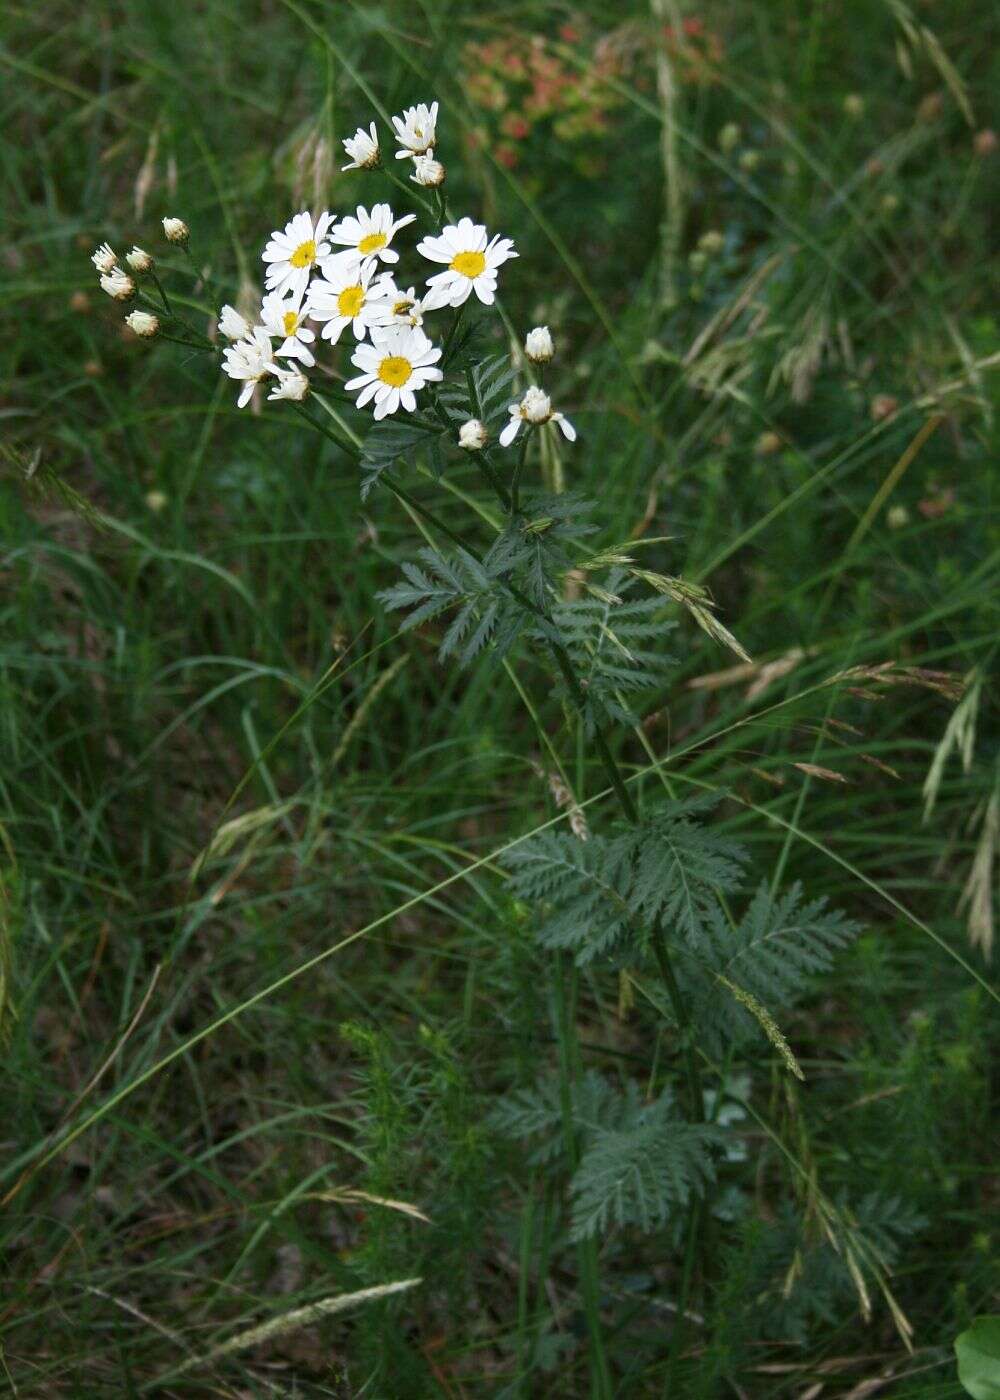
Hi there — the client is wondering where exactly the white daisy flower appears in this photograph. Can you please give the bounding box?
[92,242,117,274]
[125,245,154,274]
[498,387,577,447]
[259,290,317,366]
[100,268,135,301]
[162,217,189,244]
[344,325,443,419]
[267,365,310,402]
[305,260,389,346]
[222,327,274,408]
[411,152,445,187]
[342,122,380,171]
[525,325,554,363]
[459,419,488,450]
[392,101,438,159]
[218,304,251,341]
[417,218,517,309]
[261,209,334,299]
[325,204,416,276]
[125,310,159,337]
[367,279,428,333]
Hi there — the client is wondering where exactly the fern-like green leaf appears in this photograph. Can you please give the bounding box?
[677,882,861,1057]
[570,1084,722,1240]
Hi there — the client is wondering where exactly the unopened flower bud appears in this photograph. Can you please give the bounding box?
[146,490,168,513]
[126,245,154,274]
[342,122,380,172]
[718,122,740,154]
[521,385,552,424]
[126,309,159,337]
[698,229,725,256]
[886,504,909,530]
[880,193,900,216]
[739,149,761,173]
[688,250,708,274]
[70,290,91,313]
[525,325,554,363]
[917,91,943,123]
[459,418,488,451]
[843,93,865,119]
[973,128,998,156]
[870,394,898,422]
[218,304,251,341]
[91,242,117,274]
[162,216,189,244]
[100,269,136,301]
[410,152,445,187]
[755,430,783,457]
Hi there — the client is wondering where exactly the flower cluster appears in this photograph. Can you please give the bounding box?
[89,221,190,327]
[92,102,576,447]
[213,103,527,417]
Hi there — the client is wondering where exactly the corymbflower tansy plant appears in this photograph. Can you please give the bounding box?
[91,110,839,1395]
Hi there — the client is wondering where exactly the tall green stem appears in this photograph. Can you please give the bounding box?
[293,398,702,1388]
[554,953,614,1400]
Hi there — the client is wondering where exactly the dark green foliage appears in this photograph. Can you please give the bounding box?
[1,0,996,1392]
[504,796,748,963]
[440,349,519,427]
[542,571,678,733]
[490,1073,723,1239]
[377,544,526,663]
[569,1085,723,1241]
[505,832,636,961]
[485,490,598,608]
[675,882,862,1056]
[359,415,446,498]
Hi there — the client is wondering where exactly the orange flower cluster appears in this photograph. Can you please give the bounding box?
[462,18,725,171]
[461,25,628,172]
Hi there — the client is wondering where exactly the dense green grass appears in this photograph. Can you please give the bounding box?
[1,0,997,1394]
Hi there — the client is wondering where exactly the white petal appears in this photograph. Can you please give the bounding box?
[498,419,521,447]
[556,416,577,442]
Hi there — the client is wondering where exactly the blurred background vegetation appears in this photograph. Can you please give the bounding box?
[0,0,997,1394]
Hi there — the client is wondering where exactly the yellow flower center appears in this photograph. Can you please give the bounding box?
[393,298,414,316]
[450,249,486,279]
[282,310,299,336]
[358,231,388,255]
[377,355,412,388]
[337,285,366,318]
[289,239,316,268]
